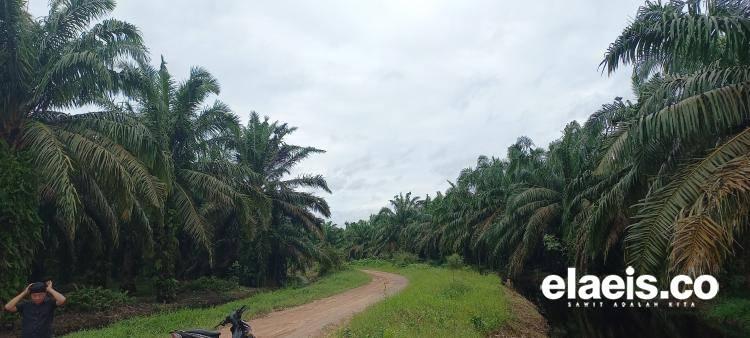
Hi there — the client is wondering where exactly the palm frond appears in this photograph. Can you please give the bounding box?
[626,128,750,273]
[21,120,80,238]
[171,182,211,251]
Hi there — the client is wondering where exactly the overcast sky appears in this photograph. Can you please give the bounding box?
[30,0,642,225]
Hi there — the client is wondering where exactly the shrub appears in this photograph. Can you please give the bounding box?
[446,253,464,270]
[284,275,311,288]
[392,251,419,267]
[708,297,750,335]
[178,276,239,293]
[446,253,464,281]
[471,315,488,332]
[318,245,345,275]
[65,287,131,312]
[228,260,256,287]
[154,277,177,303]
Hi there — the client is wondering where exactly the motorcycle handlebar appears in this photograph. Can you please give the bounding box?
[212,307,247,328]
[216,316,229,328]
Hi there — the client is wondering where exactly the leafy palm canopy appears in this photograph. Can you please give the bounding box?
[0,0,164,301]
[1,0,148,238]
[0,0,335,306]
[232,112,332,286]
[340,1,750,295]
[3,0,750,332]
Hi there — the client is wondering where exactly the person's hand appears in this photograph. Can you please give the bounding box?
[45,280,53,292]
[24,283,32,295]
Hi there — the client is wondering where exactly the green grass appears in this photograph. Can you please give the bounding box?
[65,269,370,338]
[337,260,510,337]
[707,296,750,337]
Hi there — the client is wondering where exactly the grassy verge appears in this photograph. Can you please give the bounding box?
[337,260,511,337]
[65,269,370,338]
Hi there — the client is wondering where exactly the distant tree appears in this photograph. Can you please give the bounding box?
[232,112,331,286]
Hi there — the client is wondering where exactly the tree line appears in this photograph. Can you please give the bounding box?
[1,0,336,304]
[336,0,750,289]
[4,0,750,311]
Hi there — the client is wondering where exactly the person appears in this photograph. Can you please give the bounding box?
[3,280,66,338]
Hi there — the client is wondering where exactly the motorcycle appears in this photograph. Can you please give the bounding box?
[170,305,254,338]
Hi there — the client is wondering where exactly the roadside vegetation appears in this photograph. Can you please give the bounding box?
[336,260,512,337]
[4,0,750,336]
[48,278,255,335]
[64,269,369,338]
[1,0,342,333]
[335,0,750,286]
[708,295,750,336]
[330,1,750,335]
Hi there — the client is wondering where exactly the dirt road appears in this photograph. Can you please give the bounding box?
[220,269,408,338]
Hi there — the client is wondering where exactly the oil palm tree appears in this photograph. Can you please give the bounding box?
[453,156,512,266]
[401,194,442,259]
[343,220,376,259]
[1,0,154,241]
[116,58,252,299]
[120,58,251,246]
[233,112,331,285]
[0,0,166,294]
[599,0,750,275]
[372,192,423,255]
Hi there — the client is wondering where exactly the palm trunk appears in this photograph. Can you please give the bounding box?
[121,240,137,293]
[154,211,177,302]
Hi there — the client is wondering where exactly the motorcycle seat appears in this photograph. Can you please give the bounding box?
[181,329,221,338]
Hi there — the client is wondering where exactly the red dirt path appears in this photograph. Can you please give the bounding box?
[220,269,408,338]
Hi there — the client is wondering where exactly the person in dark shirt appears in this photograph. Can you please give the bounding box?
[4,280,66,338]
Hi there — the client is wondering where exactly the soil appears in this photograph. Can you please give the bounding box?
[490,287,549,338]
[220,269,409,338]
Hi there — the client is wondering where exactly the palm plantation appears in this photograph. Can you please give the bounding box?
[339,2,750,325]
[0,0,331,305]
[2,0,750,336]
[1,0,155,299]
[113,58,257,299]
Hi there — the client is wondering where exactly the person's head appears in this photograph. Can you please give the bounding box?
[29,282,46,304]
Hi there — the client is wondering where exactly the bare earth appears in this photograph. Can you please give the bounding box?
[221,269,408,338]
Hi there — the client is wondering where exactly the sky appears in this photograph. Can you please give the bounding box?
[29,0,642,225]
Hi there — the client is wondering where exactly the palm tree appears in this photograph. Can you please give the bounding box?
[372,192,422,256]
[117,57,252,299]
[1,0,152,240]
[496,123,601,276]
[445,156,511,267]
[0,0,162,293]
[401,194,442,259]
[336,0,750,293]
[343,220,376,259]
[233,112,331,285]
[568,98,634,261]
[598,0,750,276]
